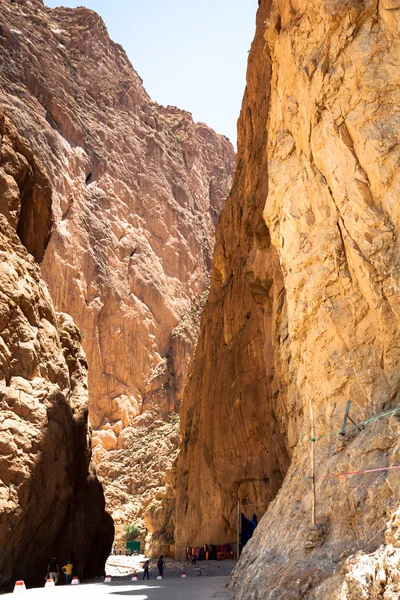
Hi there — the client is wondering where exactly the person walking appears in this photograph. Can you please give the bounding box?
[62,560,73,584]
[142,559,150,580]
[157,555,165,577]
[47,557,59,584]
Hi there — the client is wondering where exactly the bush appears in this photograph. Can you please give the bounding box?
[124,524,141,541]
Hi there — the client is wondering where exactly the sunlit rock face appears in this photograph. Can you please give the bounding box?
[0,105,113,591]
[0,0,235,549]
[177,0,400,597]
[175,0,290,557]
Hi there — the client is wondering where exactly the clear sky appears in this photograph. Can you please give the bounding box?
[44,0,258,146]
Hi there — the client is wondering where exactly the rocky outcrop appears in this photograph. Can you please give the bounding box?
[0,0,235,549]
[0,106,113,591]
[177,1,400,598]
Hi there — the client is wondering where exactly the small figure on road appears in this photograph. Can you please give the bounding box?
[47,556,59,584]
[62,559,73,584]
[157,555,165,577]
[142,559,150,580]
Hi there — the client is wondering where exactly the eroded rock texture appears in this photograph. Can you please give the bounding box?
[0,0,234,549]
[0,106,113,591]
[177,1,400,598]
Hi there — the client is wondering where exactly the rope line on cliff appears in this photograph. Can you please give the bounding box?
[316,464,400,479]
[308,399,400,526]
[310,405,400,443]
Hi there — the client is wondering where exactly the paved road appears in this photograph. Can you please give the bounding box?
[6,576,233,600]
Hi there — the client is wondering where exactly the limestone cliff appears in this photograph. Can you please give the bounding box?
[177,1,400,598]
[0,0,235,550]
[0,106,113,591]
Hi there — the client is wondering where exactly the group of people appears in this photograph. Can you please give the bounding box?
[142,556,165,580]
[46,557,74,585]
[46,553,166,584]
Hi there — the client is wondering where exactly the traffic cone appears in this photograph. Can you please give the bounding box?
[13,581,26,593]
[45,579,55,588]
[181,572,187,578]
[71,577,80,585]
[104,575,112,583]
[131,574,138,581]
[157,575,162,580]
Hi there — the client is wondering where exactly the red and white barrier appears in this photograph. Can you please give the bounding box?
[104,575,112,583]
[71,577,80,585]
[181,572,187,578]
[45,579,55,588]
[13,581,26,593]
[131,574,138,581]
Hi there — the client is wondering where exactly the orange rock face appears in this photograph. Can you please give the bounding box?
[0,106,113,591]
[0,0,235,549]
[175,0,290,555]
[177,1,400,598]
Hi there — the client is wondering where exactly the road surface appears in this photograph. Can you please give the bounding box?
[5,576,233,600]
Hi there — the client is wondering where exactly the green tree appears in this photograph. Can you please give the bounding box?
[124,524,141,541]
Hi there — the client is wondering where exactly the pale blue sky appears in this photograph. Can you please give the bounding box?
[44,0,258,145]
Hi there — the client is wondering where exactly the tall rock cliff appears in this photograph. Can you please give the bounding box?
[0,0,235,549]
[177,1,400,598]
[176,0,291,553]
[0,105,113,591]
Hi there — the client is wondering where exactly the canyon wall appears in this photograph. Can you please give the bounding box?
[0,0,235,550]
[0,105,113,591]
[176,0,292,553]
[177,0,400,598]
